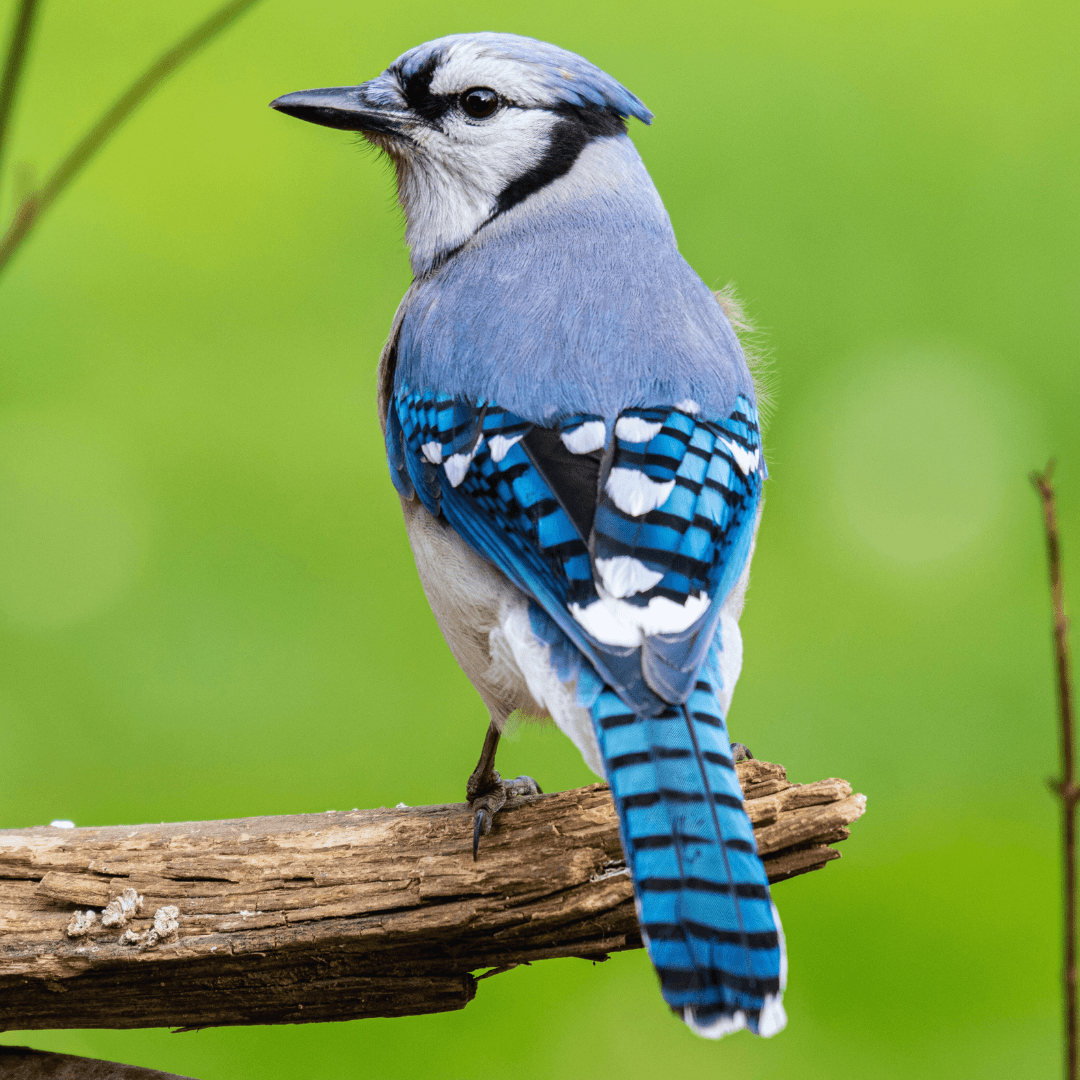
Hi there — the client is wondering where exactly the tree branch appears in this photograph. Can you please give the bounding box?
[1031,460,1078,1080]
[0,0,262,280]
[1,1045,193,1080]
[0,0,40,188]
[0,760,865,1032]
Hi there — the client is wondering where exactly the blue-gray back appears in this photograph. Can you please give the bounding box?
[393,134,755,423]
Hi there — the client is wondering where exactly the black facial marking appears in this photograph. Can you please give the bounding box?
[399,54,453,124]
[493,105,627,219]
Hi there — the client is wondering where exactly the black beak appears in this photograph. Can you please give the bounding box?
[270,86,407,136]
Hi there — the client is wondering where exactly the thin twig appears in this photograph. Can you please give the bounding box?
[0,0,262,279]
[0,0,41,186]
[1031,459,1078,1080]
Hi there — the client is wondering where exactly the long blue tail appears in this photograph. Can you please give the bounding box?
[592,669,786,1038]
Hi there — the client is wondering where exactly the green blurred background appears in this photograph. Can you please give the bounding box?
[0,0,1076,1076]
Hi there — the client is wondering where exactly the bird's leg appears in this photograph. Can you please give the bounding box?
[466,720,542,860]
[731,743,754,762]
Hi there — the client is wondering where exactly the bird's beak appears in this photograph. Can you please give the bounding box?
[270,79,411,137]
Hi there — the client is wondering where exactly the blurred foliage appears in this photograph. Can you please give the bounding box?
[0,0,1077,1076]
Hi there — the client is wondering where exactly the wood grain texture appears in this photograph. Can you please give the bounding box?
[0,762,865,1032]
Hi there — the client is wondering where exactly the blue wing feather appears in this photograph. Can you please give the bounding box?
[390,387,763,713]
[591,403,763,704]
[388,383,783,1036]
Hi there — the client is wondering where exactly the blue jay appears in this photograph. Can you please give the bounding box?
[272,32,784,1039]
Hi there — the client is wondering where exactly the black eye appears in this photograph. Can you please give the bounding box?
[460,87,499,119]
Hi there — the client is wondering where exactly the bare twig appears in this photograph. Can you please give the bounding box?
[0,0,262,280]
[1031,459,1078,1080]
[0,0,40,183]
[0,763,865,1031]
[0,0,40,187]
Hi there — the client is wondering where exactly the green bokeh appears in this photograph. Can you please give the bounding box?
[1,0,1077,1075]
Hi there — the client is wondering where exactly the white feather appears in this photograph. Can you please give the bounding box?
[494,602,603,776]
[568,598,640,647]
[757,995,788,1038]
[595,555,664,599]
[385,101,559,275]
[756,903,789,1037]
[720,437,760,476]
[488,432,524,462]
[569,588,710,645]
[674,398,700,414]
[684,1008,749,1039]
[444,438,483,487]
[605,467,676,516]
[560,420,606,454]
[421,441,443,465]
[443,436,484,487]
[615,416,663,442]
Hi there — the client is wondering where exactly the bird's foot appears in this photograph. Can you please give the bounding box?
[468,770,542,861]
[731,743,754,763]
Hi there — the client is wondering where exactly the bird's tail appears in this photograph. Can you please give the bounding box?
[591,671,786,1038]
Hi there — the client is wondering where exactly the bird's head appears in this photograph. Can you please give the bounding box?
[271,33,652,274]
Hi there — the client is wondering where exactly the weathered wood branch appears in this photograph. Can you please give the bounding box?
[0,761,865,1032]
[1,1044,193,1079]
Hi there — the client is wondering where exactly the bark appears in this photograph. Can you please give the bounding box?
[0,761,865,1032]
[0,1045,193,1079]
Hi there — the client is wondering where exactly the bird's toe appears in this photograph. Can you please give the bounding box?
[468,775,542,860]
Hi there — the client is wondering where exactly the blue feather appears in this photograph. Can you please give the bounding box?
[594,673,785,1035]
[279,25,785,1039]
[388,385,784,1036]
[392,136,753,423]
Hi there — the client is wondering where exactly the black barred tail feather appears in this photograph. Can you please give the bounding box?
[388,385,778,1033]
[592,676,786,1037]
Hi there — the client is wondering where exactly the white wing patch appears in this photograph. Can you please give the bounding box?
[421,441,443,465]
[570,589,710,646]
[605,468,676,517]
[595,555,664,599]
[444,436,484,488]
[615,416,664,443]
[720,437,760,476]
[488,432,525,462]
[560,420,606,454]
[674,398,700,414]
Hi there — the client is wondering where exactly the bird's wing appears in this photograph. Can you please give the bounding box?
[387,387,763,714]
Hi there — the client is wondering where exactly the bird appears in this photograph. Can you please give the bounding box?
[271,32,785,1039]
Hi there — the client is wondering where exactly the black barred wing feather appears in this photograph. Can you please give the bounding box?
[583,402,763,703]
[387,387,763,713]
[388,386,782,1037]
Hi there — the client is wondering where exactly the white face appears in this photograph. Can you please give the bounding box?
[364,46,569,274]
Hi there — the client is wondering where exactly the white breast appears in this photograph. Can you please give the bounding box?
[401,496,601,773]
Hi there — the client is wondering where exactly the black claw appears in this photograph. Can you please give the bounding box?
[731,742,754,762]
[472,809,486,861]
